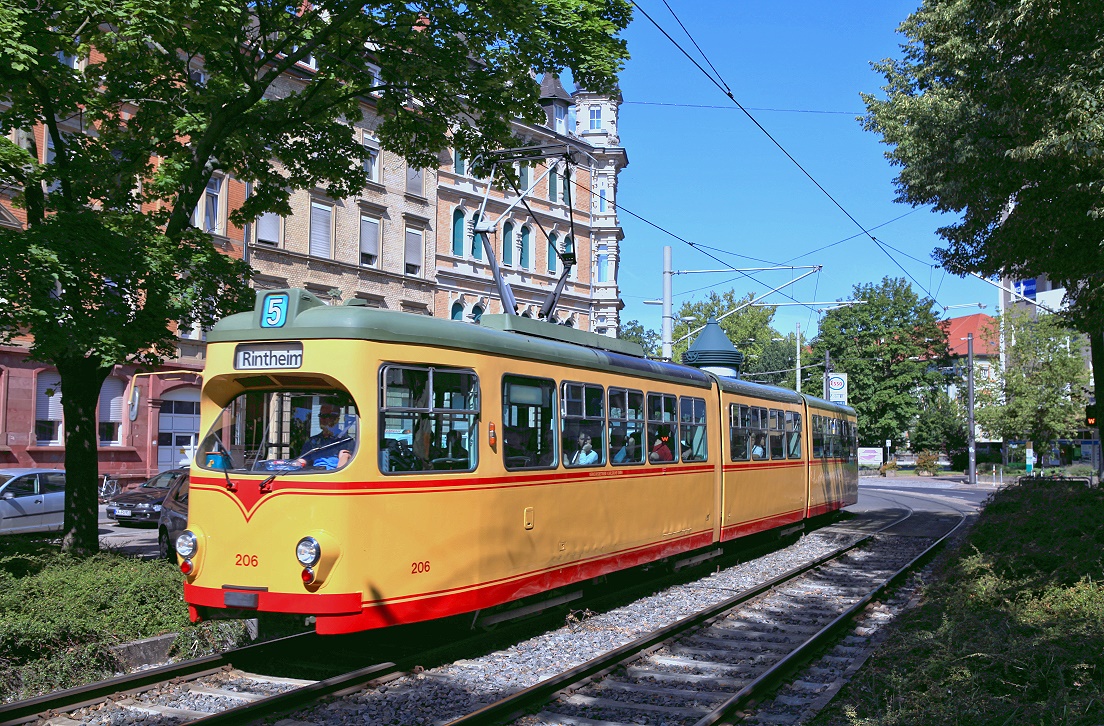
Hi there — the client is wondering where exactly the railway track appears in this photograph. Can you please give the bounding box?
[3,500,966,726]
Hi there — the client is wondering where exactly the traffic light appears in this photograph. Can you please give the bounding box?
[1087,403,1099,428]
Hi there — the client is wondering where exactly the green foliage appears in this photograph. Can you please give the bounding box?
[811,277,948,447]
[813,482,1104,725]
[910,389,965,456]
[619,319,660,358]
[915,450,940,475]
[673,289,780,365]
[861,0,1104,335]
[974,308,1090,448]
[743,333,800,389]
[0,537,249,700]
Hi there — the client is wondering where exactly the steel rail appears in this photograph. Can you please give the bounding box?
[442,532,875,726]
[694,512,967,725]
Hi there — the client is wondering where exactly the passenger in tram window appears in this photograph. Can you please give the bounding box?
[569,432,599,466]
[613,431,641,463]
[649,430,674,462]
[445,430,468,459]
[751,433,767,460]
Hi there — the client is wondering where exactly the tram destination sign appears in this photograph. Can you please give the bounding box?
[234,343,304,370]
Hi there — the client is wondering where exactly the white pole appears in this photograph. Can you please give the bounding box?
[661,246,673,361]
[795,322,801,393]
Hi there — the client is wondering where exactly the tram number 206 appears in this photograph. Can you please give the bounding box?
[411,561,431,574]
[235,553,259,567]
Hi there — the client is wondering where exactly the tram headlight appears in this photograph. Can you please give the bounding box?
[296,536,321,567]
[176,530,198,559]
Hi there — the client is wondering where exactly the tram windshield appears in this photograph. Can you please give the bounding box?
[197,390,359,473]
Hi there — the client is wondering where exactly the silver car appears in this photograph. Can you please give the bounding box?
[0,469,66,535]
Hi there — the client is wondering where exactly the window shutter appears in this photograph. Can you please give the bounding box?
[309,202,331,258]
[256,212,280,244]
[452,209,465,256]
[36,373,64,420]
[99,378,125,422]
[404,228,422,273]
[360,215,379,261]
[502,222,514,266]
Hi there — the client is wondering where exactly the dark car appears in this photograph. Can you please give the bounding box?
[156,472,190,559]
[106,468,188,527]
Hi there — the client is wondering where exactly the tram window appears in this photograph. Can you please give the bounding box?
[379,364,479,474]
[729,403,750,462]
[827,418,841,459]
[811,415,823,458]
[503,375,557,470]
[749,406,768,460]
[609,388,645,465]
[646,393,678,463]
[198,390,360,474]
[562,382,605,467]
[679,397,707,462]
[786,411,803,459]
[768,409,785,459]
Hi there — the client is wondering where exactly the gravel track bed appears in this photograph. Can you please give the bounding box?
[284,528,864,726]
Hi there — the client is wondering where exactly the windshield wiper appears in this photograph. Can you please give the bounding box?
[258,436,354,492]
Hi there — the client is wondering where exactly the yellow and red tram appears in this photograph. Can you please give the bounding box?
[179,289,857,635]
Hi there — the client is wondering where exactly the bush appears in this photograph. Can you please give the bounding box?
[0,537,251,702]
[915,450,940,475]
[878,458,898,475]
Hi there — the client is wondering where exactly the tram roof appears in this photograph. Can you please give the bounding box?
[210,289,714,389]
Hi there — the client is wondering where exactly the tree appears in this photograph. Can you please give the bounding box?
[974,309,1090,455]
[743,334,798,389]
[0,0,631,554]
[862,0,1104,461]
[672,290,779,365]
[619,319,660,358]
[910,389,966,459]
[812,277,948,448]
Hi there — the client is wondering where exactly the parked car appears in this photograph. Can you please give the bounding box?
[106,468,188,527]
[0,469,66,535]
[157,472,190,559]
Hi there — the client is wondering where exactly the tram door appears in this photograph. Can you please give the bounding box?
[158,388,201,471]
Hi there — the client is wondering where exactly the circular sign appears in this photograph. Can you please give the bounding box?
[828,376,845,390]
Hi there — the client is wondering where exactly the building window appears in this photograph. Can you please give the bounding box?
[451,301,464,320]
[362,137,380,183]
[563,236,575,279]
[454,150,465,176]
[404,227,423,276]
[36,372,64,445]
[519,163,530,191]
[99,377,125,446]
[406,166,424,196]
[554,104,567,134]
[309,201,333,258]
[589,106,602,130]
[360,214,380,267]
[547,233,558,275]
[548,168,558,202]
[597,244,608,283]
[599,188,607,212]
[256,212,280,245]
[519,225,531,270]
[470,214,482,261]
[452,209,465,256]
[192,176,223,233]
[471,305,484,324]
[502,221,514,266]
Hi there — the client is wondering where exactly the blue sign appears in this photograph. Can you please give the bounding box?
[261,293,289,328]
[1016,278,1036,300]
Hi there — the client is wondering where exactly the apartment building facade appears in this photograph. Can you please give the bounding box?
[1,67,627,478]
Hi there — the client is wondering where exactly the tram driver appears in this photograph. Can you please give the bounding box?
[296,403,353,470]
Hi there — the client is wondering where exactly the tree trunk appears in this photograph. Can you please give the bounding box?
[1091,331,1104,477]
[57,357,112,556]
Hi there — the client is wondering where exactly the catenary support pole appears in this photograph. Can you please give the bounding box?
[967,333,977,486]
[661,246,673,361]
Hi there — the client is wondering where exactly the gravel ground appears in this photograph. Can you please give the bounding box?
[285,528,864,725]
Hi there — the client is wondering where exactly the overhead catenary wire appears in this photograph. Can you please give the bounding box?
[631,0,949,311]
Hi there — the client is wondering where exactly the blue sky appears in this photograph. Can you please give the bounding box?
[611,0,997,340]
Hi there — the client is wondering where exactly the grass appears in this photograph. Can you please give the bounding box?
[811,480,1104,725]
[0,537,250,702]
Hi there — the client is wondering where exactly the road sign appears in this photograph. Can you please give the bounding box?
[827,373,848,404]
